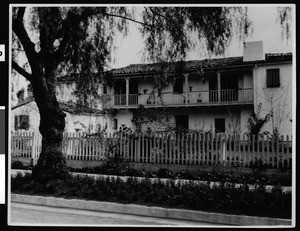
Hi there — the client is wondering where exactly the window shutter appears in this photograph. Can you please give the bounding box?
[14,116,18,130]
[266,69,272,87]
[273,69,280,87]
[266,69,280,88]
[24,115,29,130]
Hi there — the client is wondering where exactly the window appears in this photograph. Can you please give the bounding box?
[15,115,29,130]
[173,78,184,93]
[266,69,280,88]
[113,118,118,130]
[215,118,225,133]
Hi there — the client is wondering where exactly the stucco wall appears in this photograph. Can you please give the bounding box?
[114,106,252,135]
[114,110,134,131]
[10,101,40,133]
[253,63,292,136]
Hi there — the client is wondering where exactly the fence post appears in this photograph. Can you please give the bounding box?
[222,134,226,166]
[31,131,36,166]
[136,133,141,162]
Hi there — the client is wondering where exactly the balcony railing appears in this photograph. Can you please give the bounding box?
[104,88,253,108]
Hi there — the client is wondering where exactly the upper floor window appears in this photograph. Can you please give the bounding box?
[15,115,29,130]
[266,69,280,88]
[173,78,184,93]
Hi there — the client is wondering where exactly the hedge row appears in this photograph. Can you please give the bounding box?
[11,172,291,219]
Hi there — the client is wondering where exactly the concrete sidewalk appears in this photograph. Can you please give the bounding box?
[11,194,292,226]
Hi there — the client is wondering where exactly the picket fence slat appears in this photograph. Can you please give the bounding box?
[11,131,293,169]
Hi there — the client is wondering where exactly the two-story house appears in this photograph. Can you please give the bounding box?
[103,41,293,136]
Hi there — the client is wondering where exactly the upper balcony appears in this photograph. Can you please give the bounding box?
[103,88,253,109]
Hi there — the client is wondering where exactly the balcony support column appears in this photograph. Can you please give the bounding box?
[217,72,221,102]
[184,74,189,104]
[126,78,129,106]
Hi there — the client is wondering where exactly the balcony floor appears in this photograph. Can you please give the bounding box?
[105,101,253,110]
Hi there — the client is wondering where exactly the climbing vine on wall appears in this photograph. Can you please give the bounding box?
[131,105,157,132]
[247,103,272,136]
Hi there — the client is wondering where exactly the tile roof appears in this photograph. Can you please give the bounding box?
[111,52,292,75]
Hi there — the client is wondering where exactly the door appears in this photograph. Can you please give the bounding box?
[114,80,126,105]
[209,75,218,102]
[129,80,139,105]
[215,118,225,133]
[220,74,238,101]
[175,115,189,131]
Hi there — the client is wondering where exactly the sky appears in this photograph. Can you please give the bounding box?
[109,5,294,69]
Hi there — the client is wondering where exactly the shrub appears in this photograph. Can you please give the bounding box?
[11,161,25,169]
[11,173,292,219]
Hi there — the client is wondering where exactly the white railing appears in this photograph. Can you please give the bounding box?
[11,131,292,169]
[104,89,253,108]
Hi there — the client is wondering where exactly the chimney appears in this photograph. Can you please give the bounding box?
[243,41,264,62]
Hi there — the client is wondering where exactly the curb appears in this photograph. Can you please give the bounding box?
[11,194,291,226]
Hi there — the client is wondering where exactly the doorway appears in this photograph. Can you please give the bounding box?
[175,115,189,131]
[209,75,218,102]
[215,118,225,133]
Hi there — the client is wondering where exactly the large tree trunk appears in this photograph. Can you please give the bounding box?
[31,70,68,180]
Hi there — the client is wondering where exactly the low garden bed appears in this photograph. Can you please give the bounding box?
[11,160,292,186]
[11,172,292,219]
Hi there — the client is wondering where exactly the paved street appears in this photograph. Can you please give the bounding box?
[10,202,222,226]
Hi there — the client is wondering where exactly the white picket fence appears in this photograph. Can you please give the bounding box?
[11,131,293,169]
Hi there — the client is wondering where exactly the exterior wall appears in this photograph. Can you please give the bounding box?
[243,71,253,89]
[107,70,256,134]
[10,101,40,133]
[64,113,108,133]
[113,110,134,131]
[112,106,253,135]
[11,101,108,134]
[254,62,292,136]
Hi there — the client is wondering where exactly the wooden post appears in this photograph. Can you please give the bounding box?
[276,135,280,169]
[177,132,180,165]
[242,133,246,167]
[31,132,36,166]
[266,134,270,167]
[217,72,221,102]
[202,133,205,165]
[206,133,210,165]
[238,134,241,166]
[281,135,285,168]
[287,135,291,168]
[222,134,226,166]
[126,78,129,106]
[189,133,193,164]
[184,74,189,104]
[137,133,141,162]
[228,134,232,167]
[193,132,197,165]
[270,135,274,167]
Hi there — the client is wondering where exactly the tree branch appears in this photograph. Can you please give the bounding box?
[13,7,38,75]
[105,12,155,28]
[12,60,33,82]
